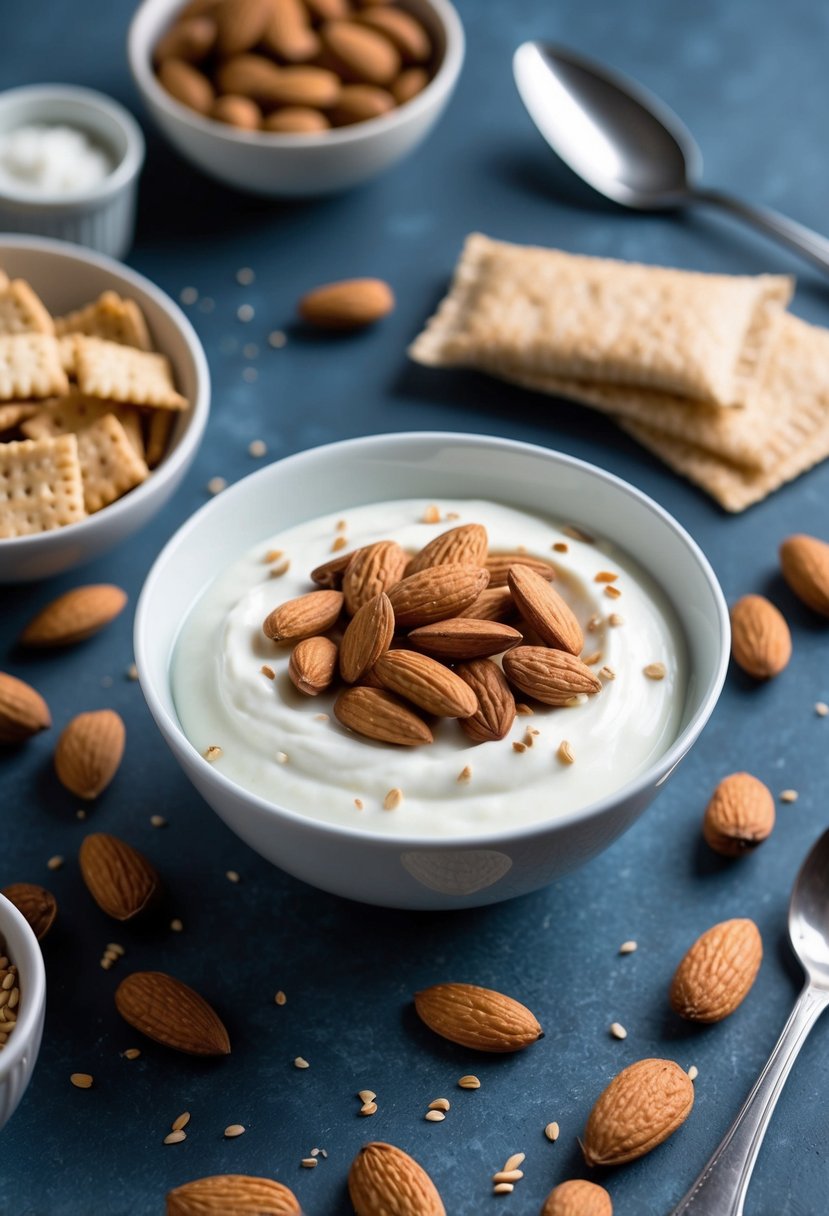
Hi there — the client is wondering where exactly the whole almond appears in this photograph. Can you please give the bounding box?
[583,1058,694,1166]
[211,94,262,128]
[54,709,125,800]
[79,833,160,921]
[158,58,216,113]
[407,523,488,576]
[460,584,516,622]
[334,686,433,745]
[702,772,775,856]
[305,0,349,17]
[115,971,231,1056]
[415,983,542,1052]
[508,565,583,654]
[670,918,762,1023]
[388,564,490,627]
[780,533,829,616]
[263,589,343,642]
[355,7,431,63]
[263,0,320,62]
[321,20,402,85]
[343,540,408,614]
[408,618,522,661]
[2,882,57,941]
[21,584,127,647]
[392,67,429,105]
[298,278,395,330]
[167,1174,301,1216]
[340,592,394,683]
[541,1179,613,1216]
[456,659,516,743]
[214,0,273,56]
[486,553,556,587]
[311,547,363,588]
[288,635,338,695]
[503,646,601,706]
[0,671,51,744]
[263,107,331,133]
[730,594,791,679]
[374,649,478,718]
[216,54,287,103]
[330,84,396,126]
[260,65,343,107]
[349,1142,445,1216]
[154,16,217,63]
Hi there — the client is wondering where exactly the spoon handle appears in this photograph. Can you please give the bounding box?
[691,187,829,275]
[668,983,828,1216]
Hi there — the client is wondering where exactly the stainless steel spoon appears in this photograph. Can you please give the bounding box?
[513,42,829,275]
[668,829,829,1215]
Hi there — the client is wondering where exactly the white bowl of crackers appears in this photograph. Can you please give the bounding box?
[0,235,209,583]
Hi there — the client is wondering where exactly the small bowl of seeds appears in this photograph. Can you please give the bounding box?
[0,892,46,1131]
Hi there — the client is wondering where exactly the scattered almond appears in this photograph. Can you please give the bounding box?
[115,971,231,1056]
[388,564,490,627]
[288,635,338,695]
[263,589,343,642]
[334,685,433,746]
[406,523,489,575]
[20,585,127,647]
[730,594,792,679]
[541,1179,612,1216]
[670,919,762,1023]
[508,565,584,654]
[340,592,395,683]
[779,533,829,616]
[166,1174,301,1215]
[485,552,556,587]
[348,1142,445,1216]
[408,618,522,661]
[373,649,478,718]
[456,659,516,743]
[502,647,602,706]
[342,541,408,615]
[702,772,775,856]
[0,671,51,744]
[54,709,125,800]
[299,278,395,330]
[583,1057,694,1166]
[79,833,160,921]
[414,982,543,1053]
[1,882,57,940]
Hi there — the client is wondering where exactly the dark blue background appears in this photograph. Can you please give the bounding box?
[2,2,829,1213]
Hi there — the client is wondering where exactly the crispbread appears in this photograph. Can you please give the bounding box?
[409,233,792,407]
[21,390,145,459]
[75,413,149,513]
[0,434,86,537]
[0,333,69,400]
[0,279,55,336]
[74,336,187,409]
[0,402,39,432]
[55,291,152,351]
[145,407,175,468]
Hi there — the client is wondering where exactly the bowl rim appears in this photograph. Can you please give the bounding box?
[0,232,210,553]
[0,84,145,208]
[0,892,46,1083]
[128,0,465,151]
[135,430,731,850]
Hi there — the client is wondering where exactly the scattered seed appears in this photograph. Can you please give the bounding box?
[608,612,624,626]
[226,870,241,883]
[599,665,616,680]
[204,745,223,762]
[164,1130,187,1145]
[150,814,167,828]
[294,1057,309,1069]
[360,1102,378,1116]
[429,1098,450,1112]
[300,1158,318,1168]
[354,798,364,810]
[270,558,291,577]
[594,571,619,582]
[564,694,586,707]
[780,789,798,803]
[331,535,348,552]
[458,1075,480,1089]
[515,703,534,716]
[610,1022,627,1040]
[583,650,602,665]
[523,728,536,747]
[170,918,184,933]
[383,787,403,811]
[236,267,255,286]
[644,662,666,680]
[237,303,254,322]
[425,1110,445,1122]
[562,524,595,543]
[422,504,441,523]
[126,663,139,681]
[688,1065,699,1081]
[261,666,277,682]
[503,1154,525,1172]
[446,512,460,521]
[552,542,568,553]
[358,1090,377,1103]
[314,713,329,722]
[180,286,198,305]
[264,548,283,562]
[816,701,829,717]
[76,808,87,820]
[493,1182,514,1195]
[335,519,347,532]
[604,585,622,600]
[100,956,114,971]
[310,1148,321,1157]
[267,329,287,348]
[587,613,602,632]
[171,1112,191,1132]
[224,1124,245,1138]
[512,741,527,753]
[275,991,287,1006]
[493,1169,524,1183]
[123,1048,141,1060]
[248,439,267,458]
[457,765,472,783]
[206,476,227,495]
[47,855,64,871]
[557,740,575,765]
[276,752,289,764]
[544,1121,560,1142]
[619,940,638,955]
[70,1073,93,1089]
[106,942,124,958]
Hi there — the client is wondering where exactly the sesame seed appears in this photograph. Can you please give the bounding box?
[544,1121,560,1142]
[610,1022,627,1040]
[237,303,255,322]
[644,662,666,680]
[236,267,255,286]
[126,663,139,681]
[594,571,619,582]
[314,713,329,722]
[780,789,799,803]
[270,558,291,577]
[425,1110,445,1122]
[171,1112,191,1132]
[180,287,198,305]
[816,701,829,717]
[493,1169,523,1183]
[360,1102,378,1116]
[204,745,223,762]
[515,703,534,716]
[523,728,536,747]
[264,549,283,562]
[599,665,616,680]
[605,585,622,599]
[457,766,472,783]
[123,1048,141,1060]
[224,1124,245,1138]
[512,741,527,753]
[619,940,638,955]
[358,1090,377,1103]
[354,798,364,810]
[261,665,276,680]
[493,1183,514,1195]
[429,1098,450,1111]
[170,918,184,933]
[206,476,227,495]
[608,612,624,626]
[150,814,167,828]
[267,330,287,348]
[294,1057,309,1069]
[242,367,258,383]
[552,542,568,553]
[47,855,64,871]
[688,1065,699,1081]
[164,1130,187,1145]
[300,1158,317,1168]
[458,1075,480,1089]
[335,519,347,532]
[331,535,348,552]
[583,650,602,665]
[275,991,287,1006]
[70,1073,93,1089]
[277,752,289,764]
[557,740,575,765]
[100,956,114,971]
[248,439,267,458]
[226,870,241,883]
[422,505,441,523]
[383,787,403,811]
[310,1148,321,1157]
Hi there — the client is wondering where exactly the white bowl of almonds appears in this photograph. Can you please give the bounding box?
[0,892,46,1131]
[128,0,465,196]
[0,235,209,583]
[136,432,730,909]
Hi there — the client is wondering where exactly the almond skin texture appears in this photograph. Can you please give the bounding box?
[508,565,583,654]
[503,646,601,706]
[730,594,792,679]
[392,66,429,105]
[780,533,829,616]
[388,564,490,628]
[408,618,522,661]
[670,919,763,1023]
[349,1142,445,1216]
[167,1174,301,1216]
[21,584,127,647]
[330,84,395,126]
[459,585,516,622]
[115,971,231,1056]
[263,589,343,642]
[288,635,338,695]
[79,833,160,921]
[703,772,775,856]
[340,592,395,683]
[334,686,433,746]
[373,649,478,718]
[298,278,395,329]
[214,0,273,56]
[414,982,543,1052]
[158,58,215,113]
[321,20,402,85]
[486,552,556,587]
[216,54,287,104]
[343,540,408,615]
[541,1179,613,1216]
[2,882,57,940]
[406,523,489,576]
[0,671,51,744]
[54,709,125,800]
[583,1058,694,1166]
[456,659,517,743]
[311,548,362,588]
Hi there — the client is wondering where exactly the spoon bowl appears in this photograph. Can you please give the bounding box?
[790,828,829,988]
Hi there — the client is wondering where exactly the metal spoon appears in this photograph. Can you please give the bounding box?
[513,42,829,275]
[668,829,829,1215]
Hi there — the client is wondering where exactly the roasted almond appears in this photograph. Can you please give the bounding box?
[343,540,408,614]
[79,833,160,921]
[0,671,51,744]
[406,523,489,576]
[408,618,522,660]
[670,918,762,1023]
[321,19,402,85]
[373,649,478,718]
[388,564,490,627]
[392,66,429,105]
[263,106,330,133]
[21,584,127,647]
[349,1142,445,1216]
[304,0,348,17]
[216,54,287,103]
[214,0,273,56]
[486,552,556,587]
[508,565,583,654]
[298,278,395,330]
[582,1058,694,1166]
[702,772,775,856]
[502,646,601,706]
[779,533,829,616]
[334,686,433,745]
[115,971,231,1056]
[355,7,432,63]
[329,84,395,125]
[730,594,791,679]
[311,547,363,588]
[456,659,516,743]
[459,584,515,622]
[1,882,57,940]
[158,58,215,113]
[340,592,394,683]
[541,1180,613,1216]
[167,1174,301,1216]
[154,15,217,63]
[415,982,543,1052]
[54,709,125,800]
[211,93,262,128]
[288,635,338,695]
[263,589,343,642]
[262,0,320,62]
[261,65,342,107]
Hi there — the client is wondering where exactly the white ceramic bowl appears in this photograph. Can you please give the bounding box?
[0,235,210,584]
[0,85,145,260]
[128,0,464,197]
[0,894,46,1132]
[136,433,730,910]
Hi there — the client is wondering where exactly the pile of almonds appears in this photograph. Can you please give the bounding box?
[155,0,435,134]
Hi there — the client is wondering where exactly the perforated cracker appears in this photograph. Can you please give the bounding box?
[55,291,152,351]
[74,336,187,409]
[0,434,86,537]
[0,279,55,336]
[0,334,69,400]
[75,413,149,513]
[22,390,145,459]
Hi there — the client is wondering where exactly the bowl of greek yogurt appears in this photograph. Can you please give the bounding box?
[135,432,729,910]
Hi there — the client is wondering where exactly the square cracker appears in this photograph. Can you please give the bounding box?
[75,413,149,514]
[0,333,69,400]
[0,402,39,432]
[55,291,152,351]
[409,233,792,407]
[0,280,55,336]
[0,434,86,537]
[145,408,175,468]
[74,336,187,410]
[21,390,145,459]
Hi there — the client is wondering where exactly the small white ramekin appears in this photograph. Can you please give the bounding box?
[0,85,145,260]
[0,893,46,1132]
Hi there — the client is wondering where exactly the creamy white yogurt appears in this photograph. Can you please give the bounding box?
[0,125,112,195]
[172,499,687,839]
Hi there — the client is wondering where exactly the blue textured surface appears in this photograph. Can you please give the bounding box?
[2,1,829,1213]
